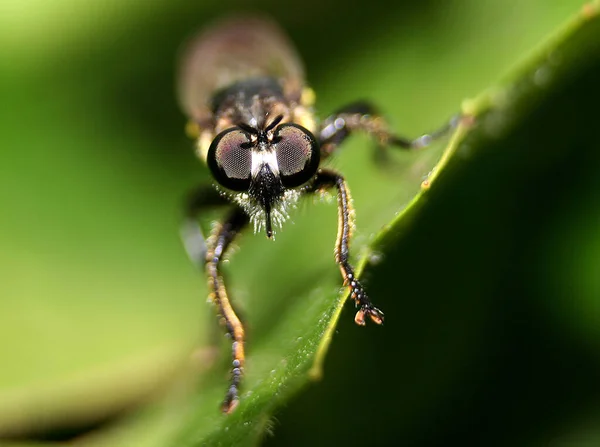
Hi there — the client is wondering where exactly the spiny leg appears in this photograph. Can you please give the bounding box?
[308,169,384,326]
[181,186,249,413]
[205,208,249,413]
[319,101,459,158]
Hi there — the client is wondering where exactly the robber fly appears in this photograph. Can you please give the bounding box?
[177,16,457,414]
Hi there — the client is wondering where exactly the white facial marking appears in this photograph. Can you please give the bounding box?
[251,150,280,178]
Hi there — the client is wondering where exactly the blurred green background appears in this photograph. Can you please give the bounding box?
[1,0,599,446]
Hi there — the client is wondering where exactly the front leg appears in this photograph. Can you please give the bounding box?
[308,169,384,326]
[205,207,250,413]
[319,101,459,158]
[182,186,250,413]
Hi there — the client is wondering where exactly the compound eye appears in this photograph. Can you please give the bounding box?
[207,127,253,191]
[273,123,320,188]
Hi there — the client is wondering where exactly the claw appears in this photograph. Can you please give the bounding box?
[367,307,384,325]
[354,309,366,326]
[354,306,384,326]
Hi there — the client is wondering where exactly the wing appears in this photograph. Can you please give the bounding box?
[177,16,305,124]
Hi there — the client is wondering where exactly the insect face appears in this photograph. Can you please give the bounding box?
[207,117,319,237]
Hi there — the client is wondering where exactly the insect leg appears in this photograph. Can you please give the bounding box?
[318,101,459,157]
[308,169,384,326]
[206,208,249,414]
[182,186,250,414]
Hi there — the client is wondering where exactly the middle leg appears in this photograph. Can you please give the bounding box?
[319,101,459,157]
